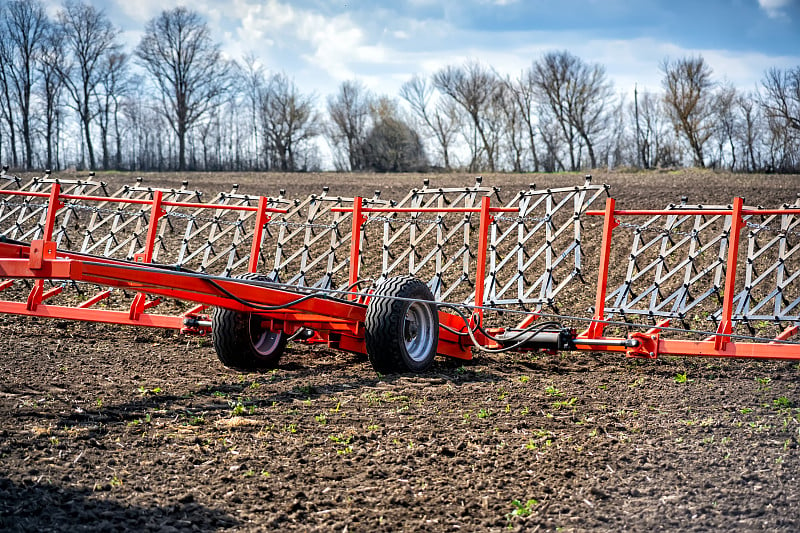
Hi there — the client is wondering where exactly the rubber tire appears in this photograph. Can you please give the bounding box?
[365,276,439,373]
[212,273,287,371]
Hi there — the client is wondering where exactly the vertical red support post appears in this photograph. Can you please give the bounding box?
[715,196,745,350]
[129,190,165,320]
[27,183,63,311]
[42,182,63,242]
[248,196,271,273]
[139,190,165,264]
[473,195,493,322]
[348,197,366,299]
[586,197,618,339]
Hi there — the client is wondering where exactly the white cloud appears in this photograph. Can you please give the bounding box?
[112,0,165,23]
[758,0,793,18]
[60,0,799,104]
[228,0,396,85]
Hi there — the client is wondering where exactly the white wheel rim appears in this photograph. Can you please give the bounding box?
[250,320,282,356]
[404,301,435,363]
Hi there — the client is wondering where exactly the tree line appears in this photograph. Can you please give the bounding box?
[1,0,798,174]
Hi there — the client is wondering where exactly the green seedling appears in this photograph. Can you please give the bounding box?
[674,372,692,383]
[507,499,539,523]
[229,399,245,416]
[544,385,562,396]
[552,397,577,409]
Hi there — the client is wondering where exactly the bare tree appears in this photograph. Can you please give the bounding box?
[96,52,129,169]
[57,0,119,170]
[529,51,612,170]
[0,25,19,167]
[362,96,427,172]
[242,54,266,169]
[738,92,765,172]
[710,83,740,170]
[260,72,320,171]
[326,80,372,171]
[135,7,233,171]
[507,73,541,171]
[433,61,500,171]
[760,66,800,141]
[630,89,671,169]
[661,56,715,168]
[37,23,66,170]
[498,78,526,171]
[0,0,49,169]
[400,75,460,169]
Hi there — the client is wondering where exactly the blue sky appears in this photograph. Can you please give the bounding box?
[44,0,800,99]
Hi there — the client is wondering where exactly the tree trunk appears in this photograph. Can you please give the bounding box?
[178,124,186,171]
[83,109,96,169]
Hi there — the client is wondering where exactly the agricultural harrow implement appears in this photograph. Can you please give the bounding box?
[1,169,800,373]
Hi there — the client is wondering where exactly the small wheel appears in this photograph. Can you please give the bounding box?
[365,276,439,373]
[212,273,287,370]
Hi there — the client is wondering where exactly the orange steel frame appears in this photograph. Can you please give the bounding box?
[1,183,799,362]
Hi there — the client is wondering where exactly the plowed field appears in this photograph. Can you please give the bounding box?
[2,169,800,532]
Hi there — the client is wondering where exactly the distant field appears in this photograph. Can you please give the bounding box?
[33,167,800,207]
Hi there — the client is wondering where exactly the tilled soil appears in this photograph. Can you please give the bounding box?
[2,169,800,532]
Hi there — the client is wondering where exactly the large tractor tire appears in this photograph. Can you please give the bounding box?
[365,276,439,373]
[212,273,287,370]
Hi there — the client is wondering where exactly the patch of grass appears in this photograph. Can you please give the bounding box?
[329,434,354,454]
[773,396,792,409]
[294,384,315,396]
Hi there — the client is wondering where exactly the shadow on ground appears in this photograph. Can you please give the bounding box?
[0,477,238,533]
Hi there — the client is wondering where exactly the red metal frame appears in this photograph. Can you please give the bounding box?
[1,181,800,363]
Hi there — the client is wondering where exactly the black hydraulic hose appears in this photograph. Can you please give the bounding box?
[205,278,327,312]
[437,301,564,353]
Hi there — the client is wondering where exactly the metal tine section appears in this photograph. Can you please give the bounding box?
[268,187,389,290]
[722,195,800,324]
[485,176,608,310]
[0,168,25,238]
[0,173,109,248]
[171,184,291,276]
[371,177,494,301]
[602,200,784,329]
[79,178,196,261]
